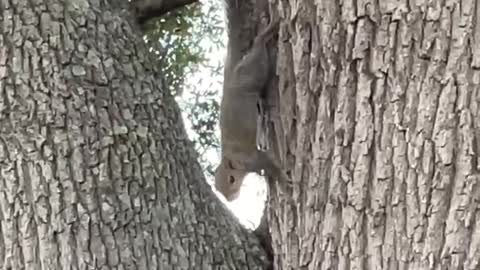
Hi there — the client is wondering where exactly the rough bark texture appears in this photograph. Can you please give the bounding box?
[0,0,269,269]
[268,0,480,269]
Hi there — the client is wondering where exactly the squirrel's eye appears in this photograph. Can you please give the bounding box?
[229,176,235,184]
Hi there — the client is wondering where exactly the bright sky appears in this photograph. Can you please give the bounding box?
[178,0,266,229]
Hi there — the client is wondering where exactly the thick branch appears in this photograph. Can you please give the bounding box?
[130,0,198,25]
[253,205,273,269]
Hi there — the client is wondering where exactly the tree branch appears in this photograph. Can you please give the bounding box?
[254,206,273,269]
[130,0,198,25]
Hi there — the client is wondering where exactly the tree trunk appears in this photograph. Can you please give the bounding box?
[0,1,269,269]
[269,0,480,269]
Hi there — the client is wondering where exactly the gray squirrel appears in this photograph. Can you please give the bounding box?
[214,0,290,201]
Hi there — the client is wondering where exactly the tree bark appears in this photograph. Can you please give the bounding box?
[0,1,269,269]
[131,0,198,25]
[268,0,480,269]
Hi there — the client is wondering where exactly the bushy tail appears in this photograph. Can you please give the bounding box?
[224,1,243,70]
[223,0,256,79]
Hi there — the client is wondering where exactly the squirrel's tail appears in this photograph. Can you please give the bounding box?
[224,0,250,78]
[224,0,277,76]
[224,0,242,44]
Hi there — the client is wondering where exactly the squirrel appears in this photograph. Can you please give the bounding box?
[214,0,290,201]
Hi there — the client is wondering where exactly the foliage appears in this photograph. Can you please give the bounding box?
[141,1,225,177]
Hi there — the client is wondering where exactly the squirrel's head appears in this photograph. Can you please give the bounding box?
[214,158,248,201]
